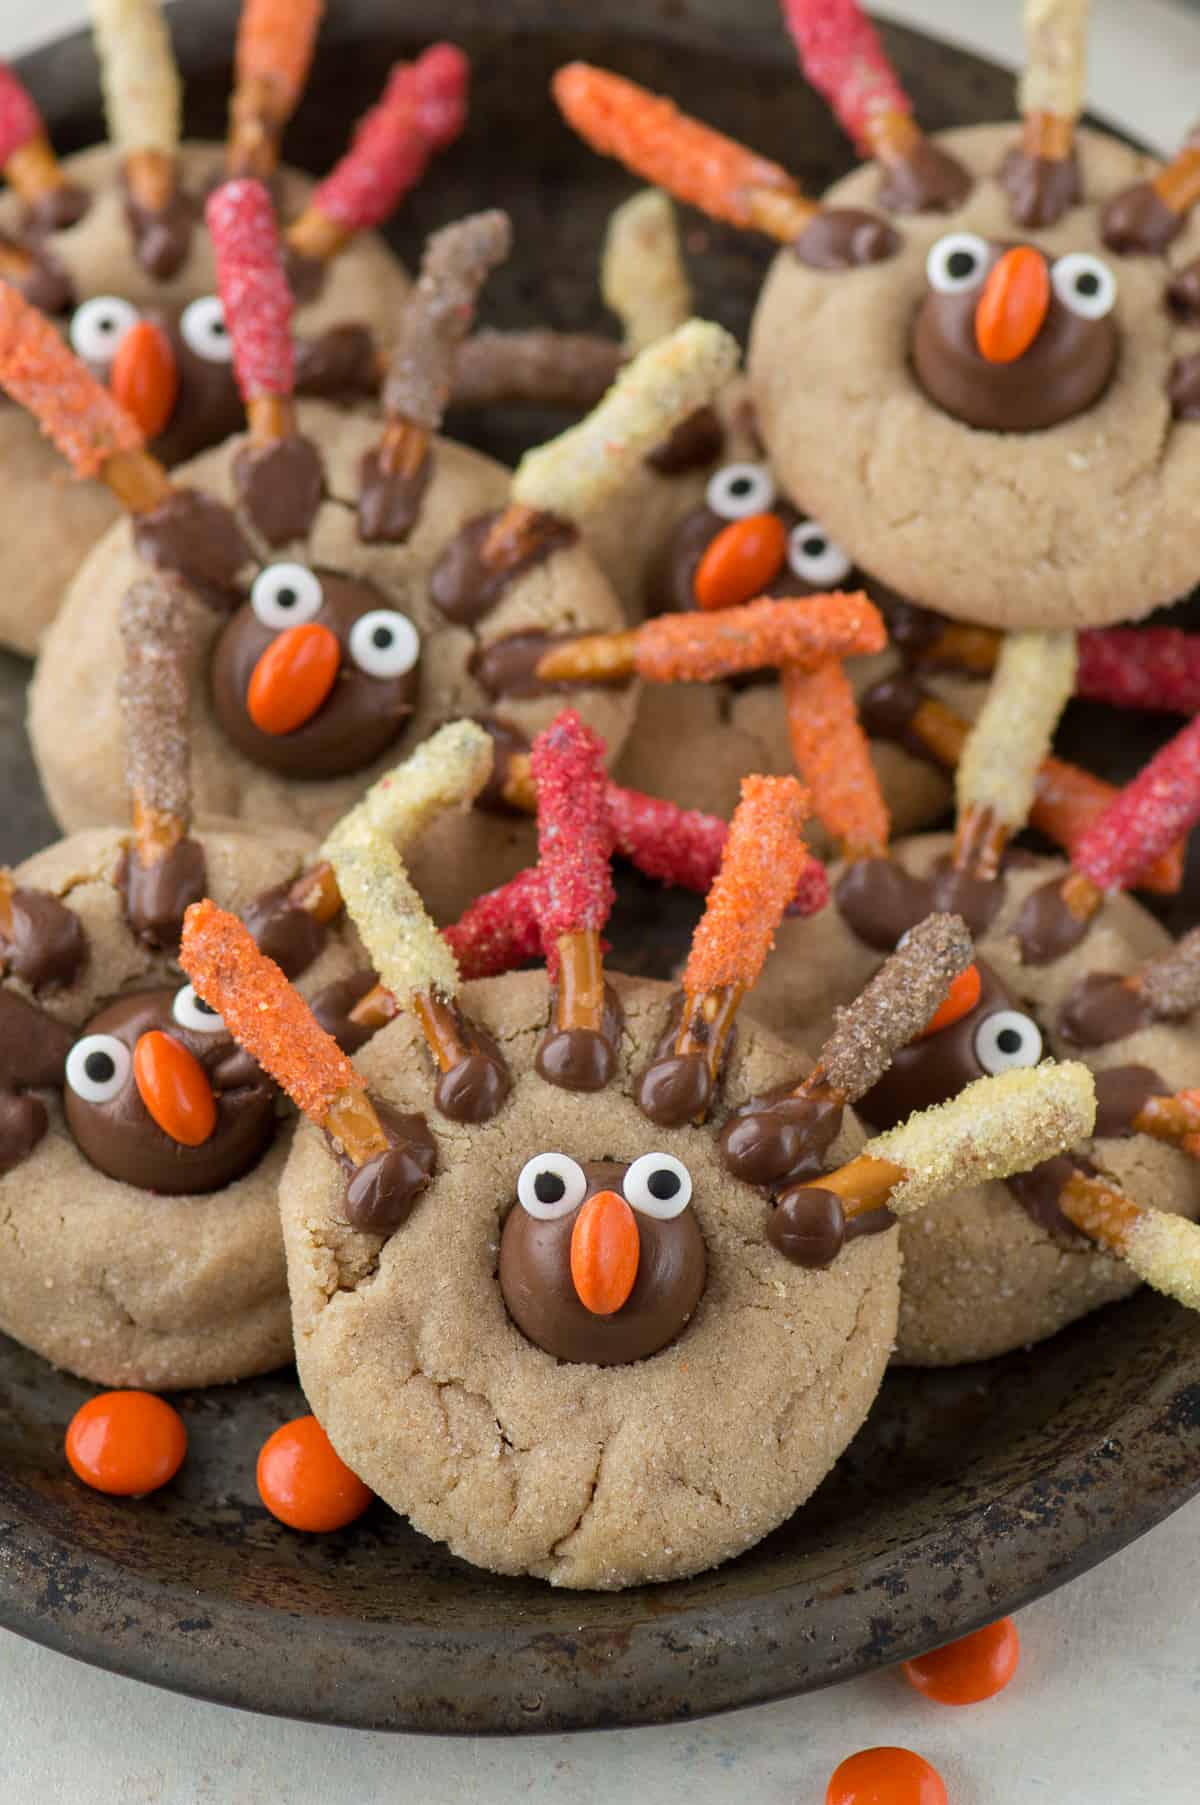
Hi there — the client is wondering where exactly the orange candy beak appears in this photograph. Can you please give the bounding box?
[247,621,341,735]
[916,964,982,1039]
[570,1189,640,1316]
[974,246,1051,365]
[109,319,179,440]
[693,512,788,611]
[133,1030,218,1147]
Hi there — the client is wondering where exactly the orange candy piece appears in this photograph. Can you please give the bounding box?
[66,1391,187,1496]
[570,1189,640,1315]
[827,1747,949,1805]
[133,1030,217,1146]
[975,247,1049,364]
[903,1616,1020,1705]
[257,1414,374,1532]
[110,320,179,441]
[693,513,787,610]
[917,964,982,1039]
[247,620,340,735]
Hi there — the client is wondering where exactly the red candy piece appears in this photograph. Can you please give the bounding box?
[781,0,911,154]
[312,45,469,231]
[66,1391,187,1496]
[826,1747,949,1805]
[205,178,294,400]
[444,866,545,980]
[1073,716,1200,894]
[529,710,616,971]
[257,1414,373,1532]
[1077,627,1200,717]
[903,1616,1020,1705]
[0,63,42,165]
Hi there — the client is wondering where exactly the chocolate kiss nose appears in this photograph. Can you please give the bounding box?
[974,246,1050,365]
[110,319,179,439]
[570,1189,640,1316]
[132,1030,218,1147]
[247,621,341,735]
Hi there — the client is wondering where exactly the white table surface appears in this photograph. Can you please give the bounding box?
[2,3,1200,1800]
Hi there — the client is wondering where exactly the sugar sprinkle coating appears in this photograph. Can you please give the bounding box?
[684,775,811,995]
[91,0,182,155]
[780,0,912,153]
[443,867,545,980]
[819,912,974,1102]
[383,210,511,432]
[1126,1211,1200,1314]
[206,179,294,401]
[235,0,322,117]
[957,630,1077,832]
[636,591,884,684]
[1077,627,1200,717]
[601,188,692,354]
[118,575,194,831]
[180,899,363,1122]
[321,719,493,860]
[1137,925,1200,1021]
[0,63,42,165]
[312,45,470,233]
[784,657,889,857]
[866,1062,1097,1217]
[530,710,615,963]
[511,318,739,521]
[1073,716,1200,894]
[0,281,144,477]
[1019,0,1090,122]
[331,827,460,1006]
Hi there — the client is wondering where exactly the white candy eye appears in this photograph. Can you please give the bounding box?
[250,563,324,630]
[65,1033,131,1103]
[706,462,776,521]
[180,294,234,362]
[516,1153,588,1221]
[787,519,852,586]
[623,1152,693,1220]
[172,983,226,1035]
[1051,252,1117,320]
[348,609,421,678]
[926,232,990,295]
[974,1009,1043,1076]
[69,295,139,363]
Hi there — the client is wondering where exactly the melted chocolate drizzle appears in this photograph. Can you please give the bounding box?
[536,984,623,1093]
[635,990,736,1128]
[295,324,381,400]
[1059,972,1153,1048]
[340,1098,437,1234]
[718,1082,844,1190]
[1015,877,1094,966]
[998,147,1081,229]
[118,838,207,950]
[0,888,87,991]
[234,433,324,545]
[123,182,196,281]
[878,141,972,214]
[430,512,577,627]
[357,443,433,544]
[241,880,329,979]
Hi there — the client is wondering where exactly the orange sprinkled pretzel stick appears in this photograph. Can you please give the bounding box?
[227,0,323,179]
[0,281,171,511]
[180,899,388,1164]
[783,658,889,860]
[1146,123,1200,219]
[552,63,817,242]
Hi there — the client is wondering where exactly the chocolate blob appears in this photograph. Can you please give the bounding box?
[0,1091,49,1173]
[0,887,87,991]
[474,717,530,812]
[0,231,74,314]
[1167,259,1200,324]
[719,1084,844,1189]
[233,433,324,545]
[308,969,379,1055]
[498,1159,706,1366]
[635,991,738,1128]
[998,148,1081,229]
[435,1014,512,1123]
[28,183,90,232]
[645,405,725,475]
[1101,181,1182,255]
[1092,1064,1164,1139]
[357,443,433,545]
[835,855,934,950]
[341,1099,437,1234]
[63,987,276,1195]
[210,569,418,779]
[912,241,1118,431]
[240,880,329,979]
[1168,353,1200,420]
[283,244,328,306]
[879,141,972,214]
[0,988,75,1091]
[470,630,594,701]
[1016,875,1095,965]
[118,837,207,950]
[123,182,197,281]
[536,984,624,1094]
[767,1187,846,1266]
[1059,971,1153,1047]
[295,323,381,400]
[792,207,900,269]
[135,488,253,603]
[430,511,577,626]
[1005,1153,1083,1238]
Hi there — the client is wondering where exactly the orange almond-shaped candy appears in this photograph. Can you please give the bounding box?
[110,320,179,441]
[693,512,787,611]
[247,621,340,735]
[133,1030,218,1146]
[975,246,1050,364]
[570,1188,640,1315]
[917,963,982,1039]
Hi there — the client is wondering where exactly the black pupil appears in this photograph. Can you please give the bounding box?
[275,587,298,610]
[1075,271,1101,298]
[84,1050,115,1083]
[99,316,117,332]
[534,1171,566,1204]
[946,250,976,280]
[996,1027,1024,1055]
[371,625,394,649]
[194,995,217,1016]
[801,536,826,558]
[647,1168,681,1200]
[728,476,754,497]
[211,318,226,334]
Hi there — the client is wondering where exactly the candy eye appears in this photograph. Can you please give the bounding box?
[974,1009,1043,1076]
[926,232,990,295]
[786,519,852,586]
[65,1033,132,1103]
[705,462,776,521]
[251,563,324,630]
[1051,252,1117,320]
[348,609,421,679]
[623,1152,693,1220]
[172,983,226,1035]
[516,1153,588,1221]
[69,295,139,363]
[180,295,234,362]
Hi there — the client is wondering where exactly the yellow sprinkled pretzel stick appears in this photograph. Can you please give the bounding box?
[1016,0,1090,165]
[90,0,182,219]
[601,189,692,354]
[953,630,1077,881]
[1054,1168,1200,1312]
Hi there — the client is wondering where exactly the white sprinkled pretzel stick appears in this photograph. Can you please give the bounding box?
[1053,1167,1200,1312]
[954,630,1077,881]
[323,719,494,858]
[330,828,460,1008]
[1019,0,1090,129]
[90,0,181,155]
[601,188,691,354]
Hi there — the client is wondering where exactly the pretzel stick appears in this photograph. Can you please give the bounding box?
[783,658,889,860]
[780,0,915,160]
[0,63,79,210]
[451,329,622,411]
[227,0,322,179]
[1013,0,1090,168]
[529,712,615,1049]
[206,178,295,443]
[1054,1168,1200,1312]
[90,0,182,216]
[118,576,194,867]
[914,619,1200,719]
[601,188,691,353]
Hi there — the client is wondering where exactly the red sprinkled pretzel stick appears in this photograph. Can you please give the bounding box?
[912,618,1200,717]
[674,775,812,1104]
[1063,716,1200,922]
[227,0,323,179]
[552,63,817,242]
[530,712,615,1051]
[180,899,387,1164]
[206,179,295,443]
[0,281,170,510]
[287,47,469,263]
[783,658,888,860]
[0,62,76,208]
[780,0,913,159]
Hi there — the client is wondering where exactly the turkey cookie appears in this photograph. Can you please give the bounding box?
[181,726,1093,1585]
[556,7,1200,630]
[751,635,1200,1363]
[0,3,465,652]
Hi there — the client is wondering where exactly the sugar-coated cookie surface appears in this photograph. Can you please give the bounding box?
[282,968,897,1589]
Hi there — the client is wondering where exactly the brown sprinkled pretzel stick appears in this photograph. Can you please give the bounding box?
[816,914,974,1103]
[91,0,182,219]
[1132,927,1200,1022]
[118,575,195,867]
[450,329,622,411]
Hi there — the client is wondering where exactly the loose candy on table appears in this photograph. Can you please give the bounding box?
[91,0,182,155]
[205,178,295,417]
[903,1615,1021,1705]
[601,187,692,354]
[826,1745,949,1805]
[257,1414,373,1532]
[783,657,890,859]
[66,1390,187,1496]
[118,575,195,866]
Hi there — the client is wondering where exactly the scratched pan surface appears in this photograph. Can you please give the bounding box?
[2,0,1200,1737]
